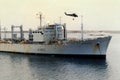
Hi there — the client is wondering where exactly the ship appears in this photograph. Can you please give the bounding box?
[0,13,112,57]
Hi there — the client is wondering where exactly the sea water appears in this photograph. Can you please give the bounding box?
[0,33,119,80]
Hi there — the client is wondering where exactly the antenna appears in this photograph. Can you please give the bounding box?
[36,12,42,29]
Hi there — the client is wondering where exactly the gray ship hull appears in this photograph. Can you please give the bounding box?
[0,36,111,56]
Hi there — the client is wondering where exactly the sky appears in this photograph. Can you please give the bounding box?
[0,0,120,30]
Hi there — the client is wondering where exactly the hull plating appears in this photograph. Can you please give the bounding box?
[0,36,111,55]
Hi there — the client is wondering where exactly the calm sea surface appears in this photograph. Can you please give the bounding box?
[0,33,119,80]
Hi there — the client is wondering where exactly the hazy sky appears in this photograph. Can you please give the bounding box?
[0,0,120,30]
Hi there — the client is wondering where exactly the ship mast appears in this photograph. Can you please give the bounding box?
[4,27,6,40]
[37,12,42,29]
[81,15,83,41]
[0,21,1,40]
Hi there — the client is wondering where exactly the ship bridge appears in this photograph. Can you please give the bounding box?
[29,23,67,44]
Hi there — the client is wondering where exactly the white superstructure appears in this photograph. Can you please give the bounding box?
[29,23,67,44]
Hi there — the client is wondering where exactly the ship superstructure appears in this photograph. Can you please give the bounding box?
[29,23,67,44]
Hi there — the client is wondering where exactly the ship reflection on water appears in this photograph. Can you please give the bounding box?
[0,52,108,80]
